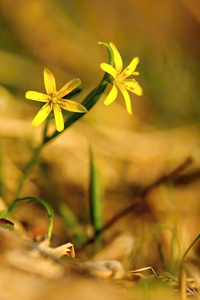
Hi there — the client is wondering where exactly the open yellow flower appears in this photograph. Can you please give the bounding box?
[100,42,143,115]
[25,68,87,132]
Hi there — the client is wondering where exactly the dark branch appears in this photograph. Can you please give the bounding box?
[78,157,194,250]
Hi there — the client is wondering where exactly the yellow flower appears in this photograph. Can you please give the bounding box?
[100,42,143,115]
[25,68,87,132]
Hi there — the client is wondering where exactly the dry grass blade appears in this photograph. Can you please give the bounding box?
[130,266,158,278]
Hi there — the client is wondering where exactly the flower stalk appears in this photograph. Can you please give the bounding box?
[14,42,114,200]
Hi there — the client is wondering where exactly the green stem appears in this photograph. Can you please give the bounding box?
[15,115,51,200]
[14,144,43,200]
[89,149,104,252]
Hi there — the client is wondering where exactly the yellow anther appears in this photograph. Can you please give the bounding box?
[52,96,58,104]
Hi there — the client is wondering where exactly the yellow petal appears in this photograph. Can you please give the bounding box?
[44,68,56,95]
[119,57,139,79]
[123,80,143,96]
[104,84,118,106]
[25,91,50,102]
[59,100,88,113]
[100,63,117,78]
[56,78,81,99]
[118,85,133,115]
[31,103,52,127]
[110,42,123,73]
[53,104,64,132]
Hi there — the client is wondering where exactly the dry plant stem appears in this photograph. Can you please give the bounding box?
[179,264,186,300]
[130,266,158,278]
[157,157,193,183]
[80,157,193,249]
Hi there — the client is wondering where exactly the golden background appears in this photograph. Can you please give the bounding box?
[0,0,200,269]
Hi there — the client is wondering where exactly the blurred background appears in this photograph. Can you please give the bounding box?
[0,0,200,272]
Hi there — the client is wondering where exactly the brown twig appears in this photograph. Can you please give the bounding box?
[79,157,194,250]
[155,156,194,183]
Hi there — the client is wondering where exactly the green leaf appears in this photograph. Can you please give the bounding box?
[8,196,54,242]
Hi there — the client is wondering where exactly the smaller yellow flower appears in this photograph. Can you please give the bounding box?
[25,68,87,132]
[100,42,143,115]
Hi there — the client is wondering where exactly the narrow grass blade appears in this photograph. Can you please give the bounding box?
[8,196,54,242]
[180,234,200,262]
[57,201,87,247]
[89,149,104,246]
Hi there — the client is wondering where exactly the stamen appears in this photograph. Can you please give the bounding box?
[52,97,58,104]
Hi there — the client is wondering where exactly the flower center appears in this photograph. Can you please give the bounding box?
[51,96,58,104]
